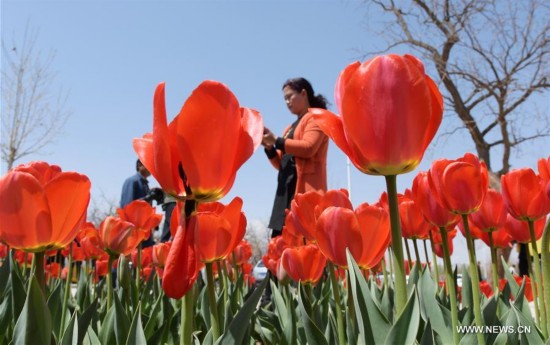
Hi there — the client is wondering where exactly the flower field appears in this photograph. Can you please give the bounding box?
[1,54,549,344]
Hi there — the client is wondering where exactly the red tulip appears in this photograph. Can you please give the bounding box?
[152,242,172,268]
[312,54,443,176]
[501,168,550,221]
[503,214,546,244]
[162,211,201,299]
[231,240,252,266]
[398,190,435,240]
[95,259,109,279]
[281,244,327,285]
[539,156,550,182]
[469,189,507,232]
[263,236,291,281]
[287,189,353,242]
[117,200,162,243]
[133,82,263,201]
[0,161,91,252]
[99,216,140,256]
[79,223,108,260]
[429,153,489,215]
[61,242,86,262]
[315,204,390,269]
[412,171,460,228]
[479,228,512,249]
[480,281,493,298]
[194,197,246,263]
[132,246,153,268]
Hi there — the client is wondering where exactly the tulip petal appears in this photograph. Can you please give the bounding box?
[176,81,241,201]
[0,172,52,251]
[163,218,199,299]
[45,173,91,249]
[343,55,439,175]
[316,207,362,267]
[195,212,232,262]
[335,61,361,114]
[311,109,368,173]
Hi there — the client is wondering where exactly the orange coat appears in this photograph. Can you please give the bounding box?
[268,112,328,194]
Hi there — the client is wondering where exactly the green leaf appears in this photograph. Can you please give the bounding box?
[419,319,434,345]
[9,262,26,322]
[143,293,163,339]
[47,280,64,339]
[461,266,472,310]
[13,276,52,345]
[501,257,520,297]
[407,261,421,291]
[216,274,267,345]
[271,282,295,345]
[99,303,116,345]
[60,311,78,345]
[493,331,508,345]
[76,266,90,310]
[417,268,453,344]
[83,325,101,345]
[0,252,11,296]
[126,304,146,345]
[0,290,13,342]
[346,250,391,345]
[384,289,420,345]
[78,300,98,345]
[113,293,131,344]
[296,284,328,345]
[511,302,544,344]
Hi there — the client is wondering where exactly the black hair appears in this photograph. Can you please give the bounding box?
[136,159,143,172]
[282,77,328,110]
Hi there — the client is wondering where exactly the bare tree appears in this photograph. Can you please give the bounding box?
[366,0,549,183]
[87,191,118,227]
[1,25,70,171]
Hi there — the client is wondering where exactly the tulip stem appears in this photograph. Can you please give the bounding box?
[60,244,73,336]
[429,232,440,284]
[529,220,547,337]
[181,286,194,345]
[136,245,142,296]
[423,240,432,273]
[384,175,407,314]
[33,251,46,295]
[413,239,421,264]
[487,232,499,293]
[106,254,115,310]
[487,232,501,317]
[528,254,541,324]
[328,262,346,345]
[439,227,459,345]
[206,262,221,341]
[404,240,413,270]
[461,215,486,345]
[382,257,389,289]
[540,218,550,336]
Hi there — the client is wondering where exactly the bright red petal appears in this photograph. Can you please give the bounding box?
[45,173,91,249]
[0,172,52,251]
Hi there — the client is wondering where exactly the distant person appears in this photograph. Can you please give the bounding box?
[159,194,176,242]
[120,159,163,247]
[262,77,329,238]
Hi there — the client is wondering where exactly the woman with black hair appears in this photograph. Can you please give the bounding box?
[262,77,329,238]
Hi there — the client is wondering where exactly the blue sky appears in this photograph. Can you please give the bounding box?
[2,1,548,264]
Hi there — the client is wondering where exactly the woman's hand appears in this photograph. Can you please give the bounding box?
[262,127,277,147]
